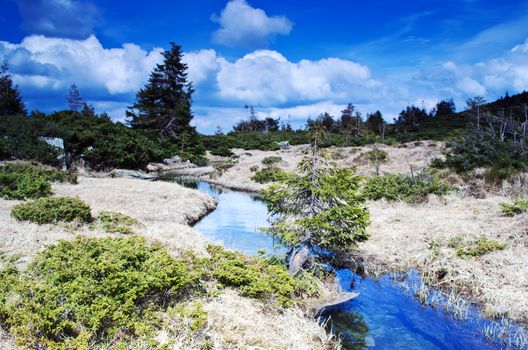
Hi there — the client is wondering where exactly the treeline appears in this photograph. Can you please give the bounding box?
[0,44,206,170]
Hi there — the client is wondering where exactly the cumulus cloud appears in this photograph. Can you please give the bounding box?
[211,0,293,48]
[0,35,163,95]
[184,49,382,106]
[15,0,99,39]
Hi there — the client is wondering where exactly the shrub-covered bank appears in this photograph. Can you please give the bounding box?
[0,237,318,349]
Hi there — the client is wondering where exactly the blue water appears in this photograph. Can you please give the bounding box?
[161,175,525,350]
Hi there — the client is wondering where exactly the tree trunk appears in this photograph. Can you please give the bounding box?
[288,245,310,276]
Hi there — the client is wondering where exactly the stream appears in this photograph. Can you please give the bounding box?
[162,174,525,350]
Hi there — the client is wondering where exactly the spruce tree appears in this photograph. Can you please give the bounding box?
[67,84,85,112]
[0,62,26,116]
[127,43,196,148]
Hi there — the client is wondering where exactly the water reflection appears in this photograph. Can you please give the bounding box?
[162,175,285,256]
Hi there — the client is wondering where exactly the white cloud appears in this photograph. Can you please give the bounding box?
[0,35,163,95]
[183,49,382,105]
[211,0,293,48]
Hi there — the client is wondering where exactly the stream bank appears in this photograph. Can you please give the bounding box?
[162,174,527,350]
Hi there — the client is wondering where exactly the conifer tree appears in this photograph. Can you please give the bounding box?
[0,62,26,116]
[127,43,196,148]
[67,84,85,112]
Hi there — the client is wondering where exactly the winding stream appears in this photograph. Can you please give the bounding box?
[163,174,524,350]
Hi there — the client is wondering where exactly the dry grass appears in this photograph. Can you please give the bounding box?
[0,177,216,267]
[359,193,528,324]
[1,176,335,349]
[200,141,444,192]
[201,290,339,349]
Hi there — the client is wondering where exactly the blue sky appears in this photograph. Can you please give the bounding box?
[1,0,528,133]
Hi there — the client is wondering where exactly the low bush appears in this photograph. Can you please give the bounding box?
[0,238,315,348]
[203,245,315,307]
[363,172,452,201]
[362,148,388,163]
[1,162,77,184]
[209,146,234,157]
[11,196,92,224]
[0,162,77,200]
[500,199,528,216]
[0,171,51,200]
[251,167,287,184]
[456,237,506,258]
[0,236,197,349]
[261,156,282,166]
[95,211,141,234]
[249,165,259,172]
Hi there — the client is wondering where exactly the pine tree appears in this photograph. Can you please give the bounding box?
[67,84,85,112]
[127,43,196,147]
[0,62,26,116]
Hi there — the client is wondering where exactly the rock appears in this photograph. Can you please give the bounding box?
[39,137,67,169]
[146,163,160,172]
[110,169,158,181]
[163,155,182,165]
[314,292,360,318]
[277,141,290,150]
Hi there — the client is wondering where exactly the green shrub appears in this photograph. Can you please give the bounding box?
[456,237,506,258]
[0,238,317,348]
[0,236,197,348]
[261,156,282,165]
[95,211,141,234]
[203,245,313,307]
[11,197,92,224]
[1,162,77,184]
[0,171,51,200]
[251,167,287,184]
[362,148,388,163]
[209,146,234,157]
[249,165,259,172]
[363,172,452,201]
[500,199,528,216]
[0,162,77,200]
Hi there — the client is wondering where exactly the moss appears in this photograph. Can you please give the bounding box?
[500,199,528,216]
[95,211,142,234]
[11,196,92,224]
[456,237,506,258]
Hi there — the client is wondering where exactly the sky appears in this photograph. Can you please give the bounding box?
[1,0,528,133]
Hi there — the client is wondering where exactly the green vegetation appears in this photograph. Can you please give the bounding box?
[251,166,287,184]
[456,237,506,258]
[263,150,370,275]
[363,172,452,201]
[1,162,77,184]
[11,197,92,224]
[433,130,528,183]
[0,236,196,349]
[0,237,315,349]
[205,245,313,307]
[95,211,142,234]
[360,148,388,163]
[500,199,528,216]
[261,156,283,165]
[209,146,234,157]
[0,162,76,200]
[0,170,51,200]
